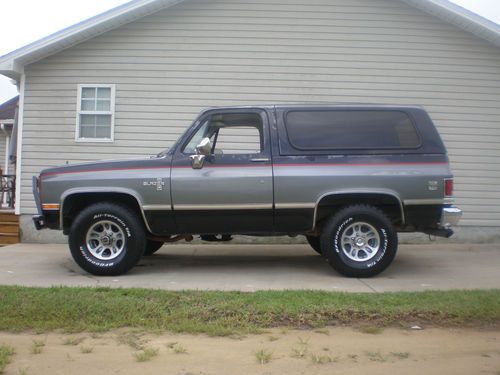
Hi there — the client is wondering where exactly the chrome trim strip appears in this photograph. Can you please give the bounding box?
[404,199,444,205]
[142,205,172,211]
[275,203,316,209]
[174,203,272,210]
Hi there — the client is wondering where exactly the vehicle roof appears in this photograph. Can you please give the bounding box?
[201,104,426,112]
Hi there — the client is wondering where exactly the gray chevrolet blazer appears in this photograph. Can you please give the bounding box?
[32,105,462,277]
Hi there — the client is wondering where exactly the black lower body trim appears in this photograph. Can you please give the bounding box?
[404,205,442,229]
[144,211,177,235]
[274,208,315,233]
[174,209,273,234]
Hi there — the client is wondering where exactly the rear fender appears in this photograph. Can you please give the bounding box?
[313,189,405,229]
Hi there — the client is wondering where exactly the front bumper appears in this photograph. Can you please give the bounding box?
[32,176,46,230]
[33,215,46,230]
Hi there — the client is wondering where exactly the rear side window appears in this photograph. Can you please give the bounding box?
[284,110,420,150]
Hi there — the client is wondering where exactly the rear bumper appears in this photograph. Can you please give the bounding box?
[423,206,462,238]
[440,207,462,228]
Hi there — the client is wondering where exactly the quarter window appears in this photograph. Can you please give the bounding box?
[76,85,115,142]
[285,110,420,150]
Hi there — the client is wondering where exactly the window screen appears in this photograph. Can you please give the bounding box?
[285,110,420,150]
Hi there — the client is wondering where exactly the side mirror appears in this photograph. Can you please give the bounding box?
[196,137,212,156]
[190,137,212,169]
[190,154,205,169]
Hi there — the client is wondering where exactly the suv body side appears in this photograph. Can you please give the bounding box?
[36,105,452,237]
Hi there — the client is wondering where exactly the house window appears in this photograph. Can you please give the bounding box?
[76,84,115,142]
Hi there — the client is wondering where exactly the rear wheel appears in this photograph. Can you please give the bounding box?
[320,205,398,277]
[305,235,322,254]
[68,202,146,276]
[143,240,164,256]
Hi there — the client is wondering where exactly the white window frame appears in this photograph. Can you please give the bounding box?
[75,84,116,143]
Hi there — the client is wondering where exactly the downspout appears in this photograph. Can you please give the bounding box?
[14,75,24,215]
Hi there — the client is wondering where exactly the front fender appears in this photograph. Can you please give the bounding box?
[60,187,151,232]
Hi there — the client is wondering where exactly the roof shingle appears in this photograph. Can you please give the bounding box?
[0,96,19,121]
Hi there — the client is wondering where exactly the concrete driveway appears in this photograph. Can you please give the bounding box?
[0,243,499,292]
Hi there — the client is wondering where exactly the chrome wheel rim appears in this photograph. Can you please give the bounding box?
[85,220,125,261]
[340,221,380,262]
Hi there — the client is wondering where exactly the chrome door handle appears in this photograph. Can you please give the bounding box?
[250,158,270,162]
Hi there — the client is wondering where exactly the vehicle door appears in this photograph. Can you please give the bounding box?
[170,108,273,234]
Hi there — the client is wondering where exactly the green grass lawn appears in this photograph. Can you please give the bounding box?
[0,345,15,373]
[0,286,498,335]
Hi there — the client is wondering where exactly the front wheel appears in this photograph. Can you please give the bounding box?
[68,203,146,276]
[320,205,398,278]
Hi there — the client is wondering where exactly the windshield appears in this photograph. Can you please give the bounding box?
[155,128,187,158]
[155,113,208,158]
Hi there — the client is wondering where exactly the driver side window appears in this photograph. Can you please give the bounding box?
[183,113,263,155]
[215,126,261,154]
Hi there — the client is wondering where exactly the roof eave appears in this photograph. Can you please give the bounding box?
[401,0,500,48]
[0,60,23,81]
[0,0,185,80]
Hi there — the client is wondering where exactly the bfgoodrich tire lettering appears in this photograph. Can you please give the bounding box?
[320,205,398,278]
[68,203,146,276]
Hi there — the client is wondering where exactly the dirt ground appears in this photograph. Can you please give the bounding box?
[1,327,499,375]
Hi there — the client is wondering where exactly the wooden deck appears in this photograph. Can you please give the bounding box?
[0,210,19,246]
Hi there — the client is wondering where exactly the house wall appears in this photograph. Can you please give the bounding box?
[19,0,500,242]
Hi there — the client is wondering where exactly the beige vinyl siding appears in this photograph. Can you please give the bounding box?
[21,0,500,227]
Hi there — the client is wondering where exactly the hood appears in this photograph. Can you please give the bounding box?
[40,155,171,177]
